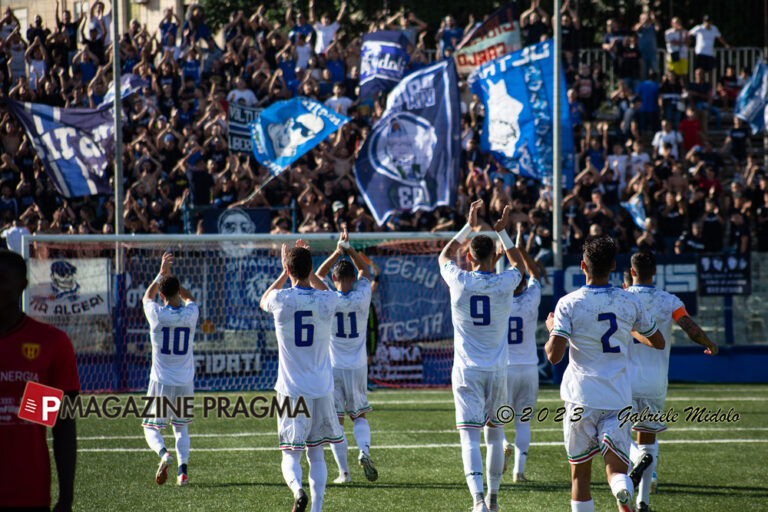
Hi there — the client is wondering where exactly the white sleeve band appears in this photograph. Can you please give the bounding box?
[338,241,351,249]
[452,223,472,244]
[153,273,163,284]
[497,230,514,250]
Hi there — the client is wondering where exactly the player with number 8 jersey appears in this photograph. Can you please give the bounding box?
[260,241,341,512]
[141,252,199,486]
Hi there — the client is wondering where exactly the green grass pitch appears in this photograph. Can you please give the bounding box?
[52,384,768,511]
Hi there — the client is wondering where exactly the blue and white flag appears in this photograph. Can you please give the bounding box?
[99,73,149,107]
[621,194,647,229]
[7,100,114,197]
[359,31,411,99]
[249,97,349,175]
[735,60,768,134]
[354,59,460,225]
[470,40,575,188]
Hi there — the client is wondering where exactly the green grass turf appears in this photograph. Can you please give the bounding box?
[50,383,768,511]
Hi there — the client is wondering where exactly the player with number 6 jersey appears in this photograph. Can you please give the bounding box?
[261,241,341,512]
[545,235,666,512]
[439,200,525,512]
[141,252,199,487]
[316,229,377,485]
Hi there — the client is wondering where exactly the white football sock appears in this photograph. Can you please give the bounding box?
[172,423,190,465]
[637,442,658,505]
[459,428,484,498]
[143,426,166,456]
[570,499,595,512]
[353,417,371,457]
[629,440,641,465]
[281,450,303,495]
[484,425,504,494]
[330,432,350,474]
[307,445,327,512]
[609,473,633,500]
[513,417,531,475]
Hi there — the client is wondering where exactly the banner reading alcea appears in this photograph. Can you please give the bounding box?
[29,259,110,315]
[470,41,575,188]
[354,59,461,225]
[454,1,521,75]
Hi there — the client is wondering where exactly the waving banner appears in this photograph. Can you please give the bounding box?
[454,2,522,75]
[354,59,460,225]
[7,100,114,197]
[249,97,349,175]
[470,41,575,188]
[734,60,768,134]
[359,30,411,99]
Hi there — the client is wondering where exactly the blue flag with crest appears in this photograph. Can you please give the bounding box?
[249,97,349,175]
[734,60,768,134]
[354,59,460,225]
[470,40,575,188]
[7,99,114,197]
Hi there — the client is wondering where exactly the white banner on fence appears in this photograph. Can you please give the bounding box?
[29,258,110,315]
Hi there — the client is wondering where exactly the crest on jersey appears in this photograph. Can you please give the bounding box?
[367,112,438,185]
[21,343,40,360]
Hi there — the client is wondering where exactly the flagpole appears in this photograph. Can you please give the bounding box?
[112,0,124,262]
[242,174,278,204]
[552,0,563,272]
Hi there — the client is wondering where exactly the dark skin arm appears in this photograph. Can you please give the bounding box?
[677,315,718,354]
[52,390,77,512]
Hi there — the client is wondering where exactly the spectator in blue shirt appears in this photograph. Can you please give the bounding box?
[636,71,660,134]
[436,15,463,58]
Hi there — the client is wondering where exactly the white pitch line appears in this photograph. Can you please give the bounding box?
[73,438,768,453]
[66,426,768,441]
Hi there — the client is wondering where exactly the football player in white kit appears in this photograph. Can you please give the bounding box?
[624,250,718,512]
[502,224,543,483]
[260,241,341,512]
[439,200,525,512]
[141,252,199,486]
[545,235,666,512]
[316,229,377,484]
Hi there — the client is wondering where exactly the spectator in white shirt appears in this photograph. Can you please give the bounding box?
[664,17,689,80]
[310,0,347,55]
[226,77,258,106]
[651,119,683,160]
[324,83,355,116]
[1,220,30,254]
[689,15,729,80]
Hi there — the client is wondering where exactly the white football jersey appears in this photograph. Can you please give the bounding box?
[552,285,657,410]
[143,300,200,386]
[508,277,541,367]
[263,286,339,399]
[440,261,521,371]
[331,278,372,370]
[627,285,685,399]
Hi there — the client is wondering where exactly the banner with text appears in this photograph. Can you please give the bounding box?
[455,2,521,75]
[29,259,110,315]
[228,103,263,152]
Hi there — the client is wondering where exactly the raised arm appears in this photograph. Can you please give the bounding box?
[676,314,718,354]
[438,198,482,266]
[515,223,541,280]
[344,230,371,280]
[493,204,525,271]
[260,243,290,311]
[316,243,343,278]
[142,251,173,303]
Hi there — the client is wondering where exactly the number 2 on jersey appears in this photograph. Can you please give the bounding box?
[470,295,491,325]
[597,312,620,353]
[335,312,359,338]
[508,317,523,344]
[295,311,315,347]
[160,327,190,355]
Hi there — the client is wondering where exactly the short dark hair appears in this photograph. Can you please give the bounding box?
[582,235,616,279]
[623,268,633,288]
[286,247,312,280]
[631,249,656,282]
[470,235,494,262]
[159,275,180,298]
[0,249,27,285]
[332,259,356,282]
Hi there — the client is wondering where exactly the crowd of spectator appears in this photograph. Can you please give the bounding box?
[0,1,765,260]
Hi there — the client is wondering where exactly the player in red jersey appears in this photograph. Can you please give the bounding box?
[0,249,79,511]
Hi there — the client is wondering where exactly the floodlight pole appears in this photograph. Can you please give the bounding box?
[552,0,563,272]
